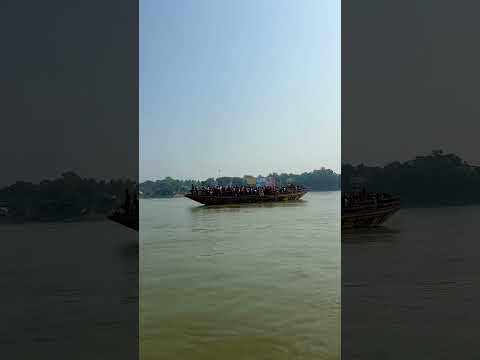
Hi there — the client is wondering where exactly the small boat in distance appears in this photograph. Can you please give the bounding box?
[185,184,307,206]
[342,191,400,229]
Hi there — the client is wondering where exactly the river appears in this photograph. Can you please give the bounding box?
[140,191,340,360]
[0,220,138,359]
[342,205,480,359]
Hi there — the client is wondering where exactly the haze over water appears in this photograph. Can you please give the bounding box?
[140,191,340,359]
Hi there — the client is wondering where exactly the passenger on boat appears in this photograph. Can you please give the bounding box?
[190,183,304,197]
[122,189,131,212]
[132,192,139,214]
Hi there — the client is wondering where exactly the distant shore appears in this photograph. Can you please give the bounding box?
[140,169,341,199]
[140,189,340,200]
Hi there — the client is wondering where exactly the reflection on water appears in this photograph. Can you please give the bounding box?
[342,206,480,359]
[140,192,340,360]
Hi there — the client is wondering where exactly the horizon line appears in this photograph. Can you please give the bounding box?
[140,167,341,183]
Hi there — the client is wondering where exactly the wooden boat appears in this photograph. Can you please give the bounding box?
[342,196,400,229]
[185,190,307,205]
[107,211,138,231]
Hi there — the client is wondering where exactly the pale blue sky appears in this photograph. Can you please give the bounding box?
[140,0,340,181]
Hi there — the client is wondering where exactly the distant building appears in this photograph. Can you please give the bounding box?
[256,176,267,187]
[243,175,256,186]
[265,176,276,187]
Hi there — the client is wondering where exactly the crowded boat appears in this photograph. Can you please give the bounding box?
[342,188,400,228]
[186,184,307,205]
[107,189,139,231]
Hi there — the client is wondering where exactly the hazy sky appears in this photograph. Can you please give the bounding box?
[140,0,340,181]
[0,1,137,187]
[343,1,480,167]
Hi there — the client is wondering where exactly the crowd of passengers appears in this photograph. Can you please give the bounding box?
[121,189,139,215]
[191,184,304,196]
[342,188,395,209]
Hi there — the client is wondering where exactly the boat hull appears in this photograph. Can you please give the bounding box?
[342,198,400,229]
[185,191,307,205]
[107,212,138,231]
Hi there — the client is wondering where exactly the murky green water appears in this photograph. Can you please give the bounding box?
[342,206,480,359]
[0,220,138,359]
[140,191,340,360]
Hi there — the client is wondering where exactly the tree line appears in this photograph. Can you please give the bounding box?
[342,150,480,207]
[140,167,340,198]
[3,151,475,218]
[0,171,136,221]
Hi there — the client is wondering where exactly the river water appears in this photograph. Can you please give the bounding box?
[140,191,340,360]
[342,205,480,359]
[0,220,138,359]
